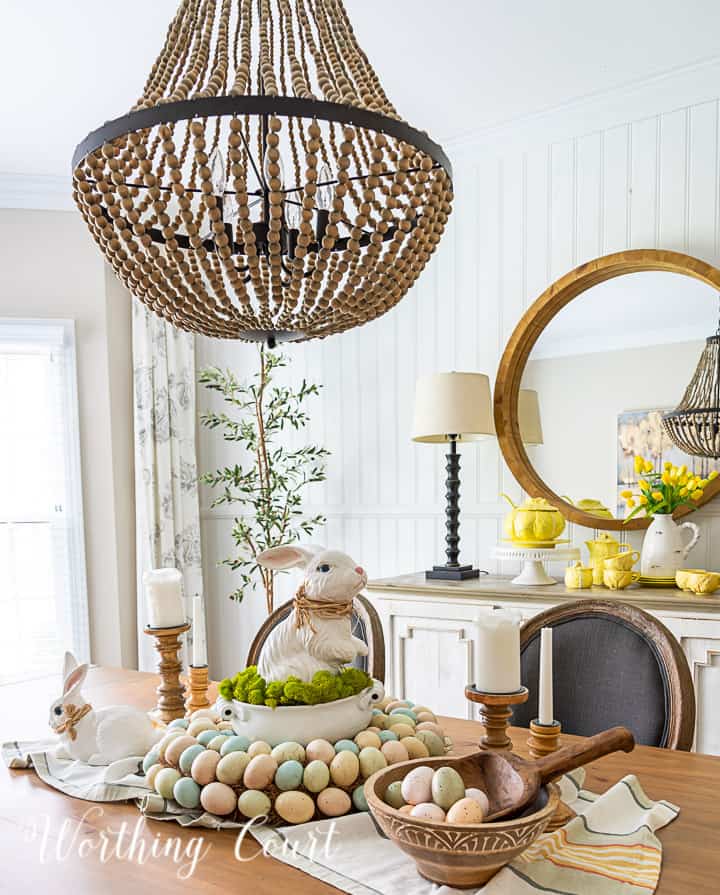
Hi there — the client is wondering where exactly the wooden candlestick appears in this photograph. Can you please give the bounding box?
[185,664,211,715]
[144,622,190,723]
[465,685,529,751]
[527,719,562,759]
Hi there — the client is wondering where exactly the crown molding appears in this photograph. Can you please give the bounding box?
[446,53,720,159]
[0,172,74,211]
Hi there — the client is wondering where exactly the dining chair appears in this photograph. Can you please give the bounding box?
[246,593,386,683]
[511,599,695,750]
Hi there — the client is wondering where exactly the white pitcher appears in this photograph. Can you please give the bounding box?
[640,514,700,578]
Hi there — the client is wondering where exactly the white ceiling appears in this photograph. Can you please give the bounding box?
[2,0,720,179]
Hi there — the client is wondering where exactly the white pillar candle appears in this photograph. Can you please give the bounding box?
[192,594,207,667]
[144,568,185,628]
[538,627,554,725]
[473,608,522,693]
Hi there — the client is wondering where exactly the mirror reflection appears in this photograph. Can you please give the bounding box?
[521,271,720,520]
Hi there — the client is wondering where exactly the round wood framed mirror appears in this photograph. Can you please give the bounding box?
[494,249,720,531]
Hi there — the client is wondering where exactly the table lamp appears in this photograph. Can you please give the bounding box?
[412,372,495,580]
[518,389,543,446]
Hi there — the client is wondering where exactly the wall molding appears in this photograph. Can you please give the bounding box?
[0,173,74,211]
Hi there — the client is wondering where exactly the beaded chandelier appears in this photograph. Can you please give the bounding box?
[72,0,453,345]
[664,307,720,458]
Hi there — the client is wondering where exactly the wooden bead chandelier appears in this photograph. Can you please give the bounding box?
[72,0,453,344]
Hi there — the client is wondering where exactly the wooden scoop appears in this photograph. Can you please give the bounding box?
[479,726,635,822]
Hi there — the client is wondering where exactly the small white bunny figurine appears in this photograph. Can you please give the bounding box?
[256,545,369,682]
[49,652,162,765]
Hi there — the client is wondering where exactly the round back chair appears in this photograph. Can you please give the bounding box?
[512,600,695,750]
[246,593,386,682]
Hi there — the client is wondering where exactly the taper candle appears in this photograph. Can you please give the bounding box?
[145,568,185,628]
[473,608,522,693]
[538,627,554,725]
[192,594,207,667]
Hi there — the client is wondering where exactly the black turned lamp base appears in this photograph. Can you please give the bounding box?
[426,564,482,581]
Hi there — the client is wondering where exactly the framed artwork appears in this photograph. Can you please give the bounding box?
[616,408,720,517]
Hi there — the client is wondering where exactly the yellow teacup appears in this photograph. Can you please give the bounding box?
[603,550,640,572]
[565,562,593,589]
[603,569,640,590]
[686,571,720,595]
[676,569,707,591]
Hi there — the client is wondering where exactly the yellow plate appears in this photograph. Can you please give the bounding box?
[639,576,678,588]
[502,538,570,549]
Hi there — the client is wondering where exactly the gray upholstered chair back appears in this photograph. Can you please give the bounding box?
[246,594,386,682]
[512,600,695,750]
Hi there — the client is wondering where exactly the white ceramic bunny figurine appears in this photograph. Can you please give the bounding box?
[256,545,369,682]
[49,652,162,765]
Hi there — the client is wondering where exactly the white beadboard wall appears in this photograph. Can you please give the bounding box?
[197,58,720,679]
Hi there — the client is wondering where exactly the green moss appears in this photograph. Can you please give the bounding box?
[218,666,373,709]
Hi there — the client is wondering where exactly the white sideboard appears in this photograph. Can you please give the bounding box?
[366,573,720,755]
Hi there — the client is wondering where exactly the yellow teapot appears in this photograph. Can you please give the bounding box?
[501,495,566,544]
[585,532,631,585]
[564,497,614,520]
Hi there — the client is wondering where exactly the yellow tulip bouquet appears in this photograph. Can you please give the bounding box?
[621,455,718,521]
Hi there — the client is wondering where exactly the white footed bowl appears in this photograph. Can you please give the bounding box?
[215,680,385,746]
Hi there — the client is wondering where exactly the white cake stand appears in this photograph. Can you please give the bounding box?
[493,545,581,586]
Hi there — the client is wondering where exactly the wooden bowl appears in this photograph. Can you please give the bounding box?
[364,753,559,888]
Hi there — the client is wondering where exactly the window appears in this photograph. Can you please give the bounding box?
[0,320,89,683]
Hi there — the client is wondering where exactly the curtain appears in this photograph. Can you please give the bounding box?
[132,300,203,671]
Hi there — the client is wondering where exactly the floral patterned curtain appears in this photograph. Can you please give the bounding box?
[132,300,203,670]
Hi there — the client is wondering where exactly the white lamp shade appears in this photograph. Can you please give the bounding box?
[412,372,495,442]
[519,389,544,446]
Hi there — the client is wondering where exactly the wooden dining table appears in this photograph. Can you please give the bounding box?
[0,666,718,894]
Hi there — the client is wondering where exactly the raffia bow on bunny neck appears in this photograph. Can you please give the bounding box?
[56,702,93,741]
[293,585,354,634]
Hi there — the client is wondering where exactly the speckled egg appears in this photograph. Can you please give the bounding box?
[329,750,360,787]
[303,760,330,793]
[221,735,251,756]
[398,804,414,815]
[415,711,437,724]
[334,739,360,755]
[179,743,206,774]
[275,759,304,792]
[354,730,382,750]
[206,735,228,752]
[465,788,491,815]
[187,717,216,738]
[247,740,272,757]
[389,707,417,723]
[379,729,398,743]
[385,700,411,713]
[411,802,446,822]
[196,729,219,747]
[157,729,185,760]
[381,740,410,765]
[275,791,315,824]
[306,739,335,765]
[401,765,434,805]
[191,708,217,721]
[145,764,163,790]
[410,705,433,717]
[201,781,237,816]
[372,714,390,729]
[384,781,406,809]
[243,754,278,789]
[416,721,445,737]
[431,767,466,810]
[352,785,368,812]
[317,787,352,817]
[190,749,221,785]
[387,723,415,739]
[168,718,189,730]
[173,777,202,809]
[377,696,395,711]
[358,747,387,778]
[237,789,272,819]
[271,742,306,765]
[386,714,416,730]
[165,735,198,768]
[217,721,234,731]
[400,736,430,759]
[142,749,160,773]
[366,726,382,735]
[155,767,181,799]
[216,750,252,785]
[415,730,445,756]
[447,797,486,825]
